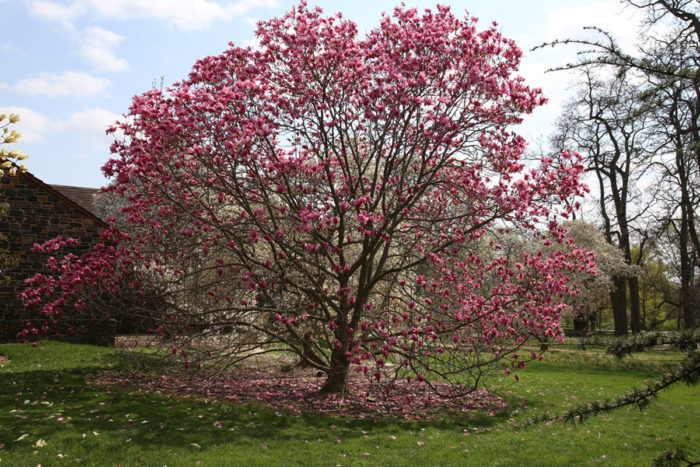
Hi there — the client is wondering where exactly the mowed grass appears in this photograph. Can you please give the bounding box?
[0,341,698,466]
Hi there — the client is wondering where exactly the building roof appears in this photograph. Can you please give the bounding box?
[49,184,99,214]
[0,162,108,228]
[13,172,108,228]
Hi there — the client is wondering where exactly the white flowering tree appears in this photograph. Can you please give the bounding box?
[0,112,29,281]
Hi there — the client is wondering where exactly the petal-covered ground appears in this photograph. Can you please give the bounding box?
[89,363,507,419]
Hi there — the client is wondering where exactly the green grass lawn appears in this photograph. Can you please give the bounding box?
[0,340,698,466]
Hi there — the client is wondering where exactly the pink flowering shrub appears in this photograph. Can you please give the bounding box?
[23,2,593,398]
[21,231,169,342]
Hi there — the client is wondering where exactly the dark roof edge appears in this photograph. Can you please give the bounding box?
[19,170,109,229]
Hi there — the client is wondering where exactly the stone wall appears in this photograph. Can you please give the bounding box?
[0,171,107,341]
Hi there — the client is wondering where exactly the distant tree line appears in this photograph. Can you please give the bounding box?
[542,0,700,334]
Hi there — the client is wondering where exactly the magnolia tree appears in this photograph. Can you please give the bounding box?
[23,3,593,396]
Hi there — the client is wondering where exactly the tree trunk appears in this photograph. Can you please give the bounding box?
[679,221,695,330]
[618,223,639,334]
[678,176,697,330]
[611,276,628,336]
[629,276,641,333]
[688,282,699,329]
[681,286,696,329]
[298,331,326,368]
[573,315,588,334]
[320,347,350,394]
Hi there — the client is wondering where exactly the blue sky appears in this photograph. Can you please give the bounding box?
[1,0,644,188]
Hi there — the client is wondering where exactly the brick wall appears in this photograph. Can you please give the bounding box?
[0,171,107,341]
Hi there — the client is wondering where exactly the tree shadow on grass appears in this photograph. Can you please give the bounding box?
[0,362,514,462]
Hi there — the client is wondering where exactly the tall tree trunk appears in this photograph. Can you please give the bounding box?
[678,207,696,329]
[689,281,700,329]
[618,219,640,334]
[628,276,641,333]
[679,256,694,329]
[320,347,350,394]
[611,276,628,336]
[573,316,588,334]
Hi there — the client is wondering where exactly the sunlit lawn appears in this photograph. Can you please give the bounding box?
[0,340,698,466]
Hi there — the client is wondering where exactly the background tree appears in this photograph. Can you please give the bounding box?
[23,3,592,397]
[558,220,637,333]
[541,0,700,331]
[552,71,654,334]
[0,113,29,282]
[0,113,28,177]
[645,69,700,329]
[633,245,678,330]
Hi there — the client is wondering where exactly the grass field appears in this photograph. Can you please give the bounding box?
[0,340,698,466]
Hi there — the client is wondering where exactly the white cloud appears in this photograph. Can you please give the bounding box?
[89,0,230,30]
[242,16,260,28]
[242,35,262,50]
[79,26,129,72]
[7,71,110,98]
[25,0,278,30]
[543,1,644,53]
[221,0,277,20]
[0,106,49,143]
[0,106,119,153]
[516,1,648,142]
[24,0,84,29]
[52,107,121,147]
[519,61,560,93]
[518,61,578,113]
[239,17,263,49]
